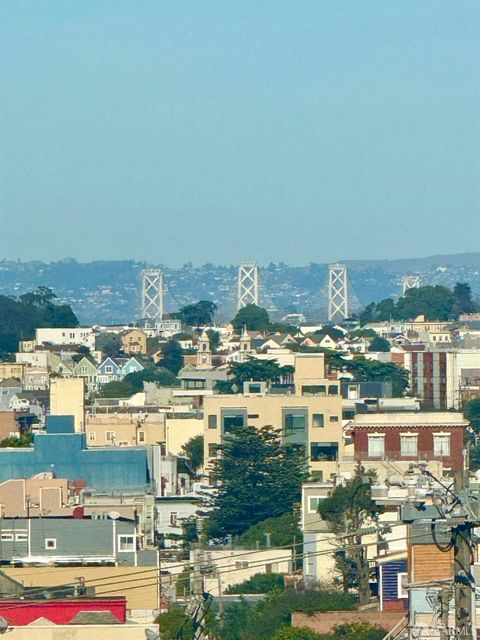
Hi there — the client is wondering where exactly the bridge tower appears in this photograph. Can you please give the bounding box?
[237,262,259,310]
[328,263,349,321]
[402,276,421,295]
[141,268,164,321]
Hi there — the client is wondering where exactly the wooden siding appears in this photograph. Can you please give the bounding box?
[410,544,453,582]
[382,560,408,603]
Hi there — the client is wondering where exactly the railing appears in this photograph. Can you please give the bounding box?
[354,451,451,461]
[380,615,408,640]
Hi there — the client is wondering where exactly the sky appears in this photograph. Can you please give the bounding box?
[0,0,479,266]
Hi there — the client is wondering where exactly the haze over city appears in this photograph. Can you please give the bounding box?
[1,0,479,265]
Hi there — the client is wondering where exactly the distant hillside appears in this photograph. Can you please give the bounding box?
[0,253,478,325]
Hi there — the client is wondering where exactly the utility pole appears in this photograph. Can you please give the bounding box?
[454,470,474,640]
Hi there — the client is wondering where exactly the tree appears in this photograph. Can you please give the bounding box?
[156,606,193,639]
[0,433,33,448]
[232,304,270,333]
[96,332,123,358]
[159,339,184,374]
[272,626,321,640]
[176,300,217,326]
[452,282,478,316]
[346,357,409,397]
[206,425,308,538]
[100,367,177,398]
[464,398,480,433]
[226,572,285,594]
[227,358,292,392]
[367,336,390,352]
[238,513,302,552]
[326,622,387,640]
[207,328,221,353]
[180,435,204,475]
[318,467,380,603]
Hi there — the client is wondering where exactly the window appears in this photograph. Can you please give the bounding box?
[311,470,323,481]
[185,379,206,390]
[397,572,408,598]
[137,431,145,443]
[118,535,135,551]
[400,435,418,457]
[105,366,113,374]
[312,414,324,428]
[45,538,57,550]
[310,443,338,462]
[329,416,339,422]
[308,496,323,513]
[0,533,13,542]
[208,415,217,429]
[247,383,262,394]
[301,385,326,397]
[328,385,339,395]
[170,512,178,527]
[367,435,385,457]
[284,414,306,435]
[434,434,450,456]
[15,533,28,542]
[235,561,249,569]
[223,414,244,434]
[106,431,115,442]
[88,432,96,442]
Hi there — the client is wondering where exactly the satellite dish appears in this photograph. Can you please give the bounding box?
[0,616,9,634]
[108,511,121,520]
[145,629,160,640]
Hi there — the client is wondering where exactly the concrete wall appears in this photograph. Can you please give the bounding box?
[50,379,85,432]
[165,416,203,455]
[1,624,155,639]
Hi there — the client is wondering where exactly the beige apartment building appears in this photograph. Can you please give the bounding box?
[85,413,165,446]
[49,378,85,432]
[204,354,343,481]
[0,362,25,383]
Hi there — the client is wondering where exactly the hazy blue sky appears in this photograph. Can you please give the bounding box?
[1,0,479,266]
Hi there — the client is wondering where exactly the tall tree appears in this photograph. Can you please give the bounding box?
[206,425,308,538]
[232,304,270,333]
[159,339,184,374]
[180,435,204,475]
[176,300,217,326]
[318,467,379,603]
[367,336,391,352]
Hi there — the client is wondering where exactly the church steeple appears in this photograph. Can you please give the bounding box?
[196,330,212,369]
[239,325,252,362]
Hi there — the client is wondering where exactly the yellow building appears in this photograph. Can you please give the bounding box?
[204,354,343,481]
[85,413,165,446]
[0,362,25,383]
[121,329,147,355]
[49,378,85,432]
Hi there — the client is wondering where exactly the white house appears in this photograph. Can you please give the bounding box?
[35,328,96,350]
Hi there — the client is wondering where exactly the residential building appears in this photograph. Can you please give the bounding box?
[35,328,96,350]
[50,377,85,432]
[0,378,23,411]
[0,362,25,383]
[204,354,343,480]
[85,413,165,447]
[301,482,337,584]
[121,329,147,355]
[121,356,144,377]
[72,356,99,393]
[98,357,122,386]
[347,411,468,473]
[0,477,71,518]
[24,367,49,390]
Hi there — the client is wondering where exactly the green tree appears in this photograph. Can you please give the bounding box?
[232,304,270,333]
[0,433,33,448]
[238,513,302,552]
[100,367,177,398]
[180,435,204,475]
[226,572,285,594]
[227,357,292,392]
[206,425,308,538]
[346,357,409,397]
[367,336,390,352]
[207,328,221,353]
[159,339,184,374]
[96,332,123,358]
[372,298,396,322]
[318,467,379,602]
[156,606,193,639]
[452,282,478,316]
[176,300,217,326]
[327,622,387,640]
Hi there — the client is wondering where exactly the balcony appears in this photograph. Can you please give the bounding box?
[353,450,451,462]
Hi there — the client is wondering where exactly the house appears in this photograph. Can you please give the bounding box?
[121,329,147,355]
[0,362,25,383]
[121,356,145,377]
[9,391,47,423]
[0,515,152,567]
[50,378,85,432]
[156,494,201,549]
[24,367,49,390]
[98,357,122,386]
[0,477,71,517]
[35,327,96,350]
[72,356,99,393]
[378,557,408,612]
[0,378,23,411]
[347,411,468,473]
